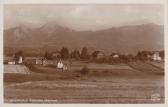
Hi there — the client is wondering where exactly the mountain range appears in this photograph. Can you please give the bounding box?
[4,23,164,55]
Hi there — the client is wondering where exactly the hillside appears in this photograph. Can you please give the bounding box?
[4,23,164,55]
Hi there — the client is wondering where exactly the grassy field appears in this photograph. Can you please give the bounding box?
[128,61,164,75]
[4,61,164,103]
[146,61,164,70]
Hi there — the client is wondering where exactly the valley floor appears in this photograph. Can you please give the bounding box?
[3,61,165,103]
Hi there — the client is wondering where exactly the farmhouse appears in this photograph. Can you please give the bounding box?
[43,59,57,66]
[13,52,25,64]
[151,51,162,61]
[18,56,23,64]
[8,61,15,65]
[4,56,14,64]
[145,51,162,61]
[24,57,43,65]
[96,51,106,59]
[111,53,119,59]
[36,59,43,64]
[57,60,64,69]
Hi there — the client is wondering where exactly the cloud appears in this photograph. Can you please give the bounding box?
[4,4,164,30]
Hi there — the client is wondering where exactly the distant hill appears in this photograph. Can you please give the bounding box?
[4,23,164,55]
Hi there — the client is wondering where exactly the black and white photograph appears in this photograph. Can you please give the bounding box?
[2,1,166,104]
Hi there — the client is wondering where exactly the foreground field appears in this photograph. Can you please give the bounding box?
[4,75,164,103]
[4,61,164,103]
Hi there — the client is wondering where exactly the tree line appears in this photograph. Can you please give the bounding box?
[13,48,165,64]
[44,47,90,60]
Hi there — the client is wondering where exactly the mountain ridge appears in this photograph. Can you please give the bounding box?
[4,23,164,55]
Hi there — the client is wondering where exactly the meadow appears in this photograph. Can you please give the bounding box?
[4,61,164,103]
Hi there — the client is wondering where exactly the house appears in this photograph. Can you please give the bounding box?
[24,57,43,65]
[57,60,64,69]
[57,60,69,71]
[36,58,43,65]
[4,56,14,64]
[151,51,162,61]
[43,59,57,66]
[18,56,23,64]
[8,61,15,65]
[13,52,25,64]
[111,53,119,59]
[96,51,106,59]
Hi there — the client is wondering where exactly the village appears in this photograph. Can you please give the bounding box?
[4,47,164,70]
[3,47,165,103]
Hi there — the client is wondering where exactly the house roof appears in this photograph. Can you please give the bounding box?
[111,53,119,56]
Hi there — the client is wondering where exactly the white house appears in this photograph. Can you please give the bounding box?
[111,53,119,59]
[8,61,15,65]
[113,54,119,58]
[18,56,23,64]
[57,60,64,69]
[96,52,106,59]
[151,52,161,61]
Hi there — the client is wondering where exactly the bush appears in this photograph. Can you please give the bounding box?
[80,66,89,75]
[47,64,57,68]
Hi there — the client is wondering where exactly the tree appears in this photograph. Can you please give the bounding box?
[159,50,164,58]
[136,51,148,61]
[81,47,89,60]
[91,51,99,59]
[14,50,25,62]
[80,66,89,75]
[71,49,80,60]
[119,54,128,63]
[136,51,141,57]
[60,47,69,59]
[44,51,52,60]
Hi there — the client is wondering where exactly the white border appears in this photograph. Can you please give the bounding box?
[164,0,168,105]
[0,0,167,107]
[0,2,4,106]
[1,0,165,4]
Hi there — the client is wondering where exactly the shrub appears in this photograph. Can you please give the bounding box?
[80,66,89,75]
[47,64,57,68]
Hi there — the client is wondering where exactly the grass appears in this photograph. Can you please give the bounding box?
[3,61,165,103]
[146,61,164,70]
[4,75,164,103]
[128,61,164,75]
[4,60,164,83]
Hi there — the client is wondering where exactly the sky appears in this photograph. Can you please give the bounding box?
[4,4,164,31]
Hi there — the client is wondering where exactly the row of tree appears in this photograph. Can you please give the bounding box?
[43,48,165,63]
[44,47,90,60]
[13,48,164,64]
